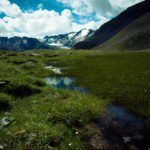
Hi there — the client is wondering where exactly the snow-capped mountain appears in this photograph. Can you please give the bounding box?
[41,29,94,49]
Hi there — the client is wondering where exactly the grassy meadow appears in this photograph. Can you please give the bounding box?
[51,50,150,127]
[0,49,150,149]
[0,50,105,150]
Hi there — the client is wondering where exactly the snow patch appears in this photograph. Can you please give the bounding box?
[68,33,76,39]
[80,29,89,37]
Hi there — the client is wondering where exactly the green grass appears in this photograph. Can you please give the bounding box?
[51,50,150,128]
[0,50,105,150]
[0,49,150,149]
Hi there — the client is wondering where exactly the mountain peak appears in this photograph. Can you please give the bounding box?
[41,29,94,49]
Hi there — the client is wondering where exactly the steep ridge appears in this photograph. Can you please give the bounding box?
[95,12,150,50]
[73,0,150,49]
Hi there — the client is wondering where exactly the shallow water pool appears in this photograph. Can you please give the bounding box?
[44,76,89,94]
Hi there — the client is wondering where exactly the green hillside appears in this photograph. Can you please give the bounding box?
[95,12,150,51]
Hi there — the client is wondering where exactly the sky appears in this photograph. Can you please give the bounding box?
[0,0,143,38]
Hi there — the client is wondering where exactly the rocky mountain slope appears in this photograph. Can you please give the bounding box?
[96,12,150,50]
[73,0,150,50]
[41,29,94,49]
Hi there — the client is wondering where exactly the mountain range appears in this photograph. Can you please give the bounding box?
[0,29,94,51]
[0,37,56,52]
[73,0,150,50]
[40,28,94,49]
[0,0,150,51]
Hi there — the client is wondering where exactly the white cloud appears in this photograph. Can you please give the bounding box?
[0,8,75,37]
[0,0,105,37]
[0,20,9,33]
[72,18,109,32]
[57,0,93,16]
[57,0,143,17]
[0,0,144,37]
[109,0,143,9]
[0,0,22,17]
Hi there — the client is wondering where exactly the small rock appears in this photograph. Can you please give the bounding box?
[0,80,9,87]
[0,117,10,128]
[123,137,132,143]
[0,117,14,128]
[0,145,4,149]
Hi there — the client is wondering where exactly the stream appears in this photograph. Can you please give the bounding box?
[44,64,149,150]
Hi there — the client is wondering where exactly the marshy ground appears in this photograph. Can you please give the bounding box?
[0,49,150,149]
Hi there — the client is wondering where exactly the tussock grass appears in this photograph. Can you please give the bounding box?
[1,49,150,149]
[0,50,105,150]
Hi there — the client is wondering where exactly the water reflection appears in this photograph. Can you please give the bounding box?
[45,66,67,74]
[44,77,89,94]
[44,76,144,129]
[43,75,147,149]
[106,105,144,130]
